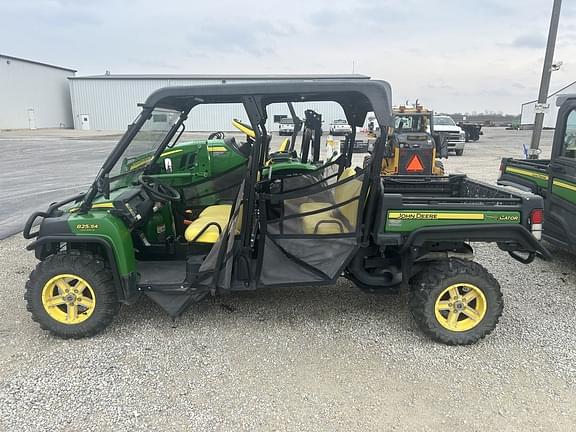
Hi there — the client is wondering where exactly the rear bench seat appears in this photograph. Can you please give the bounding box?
[298,168,362,235]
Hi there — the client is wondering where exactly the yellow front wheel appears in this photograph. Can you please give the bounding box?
[41,274,96,325]
[410,259,503,345]
[25,253,120,339]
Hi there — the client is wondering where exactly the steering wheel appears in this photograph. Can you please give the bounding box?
[208,131,225,140]
[139,175,181,202]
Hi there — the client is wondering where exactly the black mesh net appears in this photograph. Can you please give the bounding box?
[266,168,364,236]
[258,168,364,286]
[271,156,342,195]
[198,182,244,288]
[183,164,246,217]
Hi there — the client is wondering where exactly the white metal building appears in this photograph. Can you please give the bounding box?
[0,54,76,129]
[520,80,576,129]
[68,74,370,131]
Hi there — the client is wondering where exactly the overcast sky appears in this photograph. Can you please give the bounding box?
[1,0,575,114]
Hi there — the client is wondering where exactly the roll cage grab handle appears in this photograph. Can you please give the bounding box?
[242,96,267,250]
[287,102,302,152]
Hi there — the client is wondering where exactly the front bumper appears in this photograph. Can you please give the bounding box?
[447,139,465,150]
[330,129,352,136]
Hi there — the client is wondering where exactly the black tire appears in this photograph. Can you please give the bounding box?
[409,259,503,345]
[25,252,120,339]
[455,149,464,156]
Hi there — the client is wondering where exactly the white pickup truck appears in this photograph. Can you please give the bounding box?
[278,118,295,136]
[329,119,353,136]
[433,115,466,156]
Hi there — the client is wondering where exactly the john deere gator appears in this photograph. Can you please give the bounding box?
[23,79,549,345]
[498,94,576,253]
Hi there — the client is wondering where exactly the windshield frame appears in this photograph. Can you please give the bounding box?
[108,109,186,188]
[78,106,188,212]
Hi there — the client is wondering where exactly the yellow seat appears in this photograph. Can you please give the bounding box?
[199,204,232,219]
[185,204,241,243]
[299,202,330,213]
[184,216,229,243]
[301,210,346,234]
[299,167,361,234]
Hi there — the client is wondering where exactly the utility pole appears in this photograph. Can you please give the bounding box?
[529,0,562,159]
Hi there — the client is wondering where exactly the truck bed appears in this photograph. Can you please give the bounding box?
[382,174,530,207]
[376,174,544,247]
[498,157,551,195]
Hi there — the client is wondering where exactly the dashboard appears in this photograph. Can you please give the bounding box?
[108,187,157,229]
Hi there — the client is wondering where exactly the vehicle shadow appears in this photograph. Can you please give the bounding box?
[110,280,414,336]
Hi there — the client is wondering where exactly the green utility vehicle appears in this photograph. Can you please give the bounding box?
[24,80,549,345]
[498,95,576,253]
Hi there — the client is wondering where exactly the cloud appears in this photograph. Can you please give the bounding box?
[187,19,290,57]
[1,0,575,114]
[0,1,102,26]
[511,82,527,89]
[307,1,412,35]
[511,34,547,49]
[425,83,455,90]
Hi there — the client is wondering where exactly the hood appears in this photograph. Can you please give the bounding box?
[433,124,463,133]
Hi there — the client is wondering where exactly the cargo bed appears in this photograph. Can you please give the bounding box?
[375,174,547,259]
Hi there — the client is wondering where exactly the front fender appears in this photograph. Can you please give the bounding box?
[26,211,138,304]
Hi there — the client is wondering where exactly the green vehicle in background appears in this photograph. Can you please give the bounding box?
[23,80,549,345]
[498,95,576,254]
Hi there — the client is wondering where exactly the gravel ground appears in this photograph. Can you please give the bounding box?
[0,128,575,431]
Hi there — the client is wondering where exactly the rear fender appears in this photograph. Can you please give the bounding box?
[400,224,552,261]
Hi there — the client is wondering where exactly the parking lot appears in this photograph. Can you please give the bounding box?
[0,128,575,431]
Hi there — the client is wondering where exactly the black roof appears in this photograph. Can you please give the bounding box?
[143,79,393,127]
[70,73,369,80]
[556,94,576,107]
[0,53,76,72]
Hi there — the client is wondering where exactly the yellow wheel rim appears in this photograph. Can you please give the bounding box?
[41,274,96,325]
[434,283,487,332]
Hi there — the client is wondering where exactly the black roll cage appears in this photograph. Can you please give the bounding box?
[80,79,394,248]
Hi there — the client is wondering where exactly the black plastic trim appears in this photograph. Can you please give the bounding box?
[26,235,133,302]
[397,224,552,260]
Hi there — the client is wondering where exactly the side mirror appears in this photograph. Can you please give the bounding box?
[164,158,173,173]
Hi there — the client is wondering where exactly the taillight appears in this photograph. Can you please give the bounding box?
[530,208,543,240]
[530,208,543,224]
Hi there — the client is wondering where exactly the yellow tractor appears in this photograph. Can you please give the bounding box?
[381,104,446,176]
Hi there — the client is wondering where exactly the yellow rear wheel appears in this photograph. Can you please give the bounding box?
[434,283,487,332]
[410,259,503,345]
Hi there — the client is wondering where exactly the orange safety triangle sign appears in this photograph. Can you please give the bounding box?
[406,154,425,172]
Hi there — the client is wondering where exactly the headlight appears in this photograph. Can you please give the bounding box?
[460,132,465,140]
